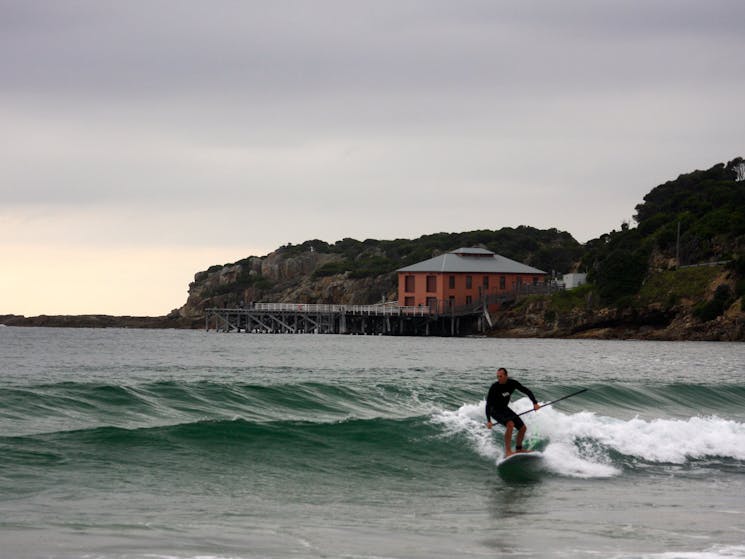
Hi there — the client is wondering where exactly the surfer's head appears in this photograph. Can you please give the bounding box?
[497,367,508,384]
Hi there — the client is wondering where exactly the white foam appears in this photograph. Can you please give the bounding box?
[610,544,745,559]
[432,401,501,462]
[82,555,249,559]
[432,396,745,479]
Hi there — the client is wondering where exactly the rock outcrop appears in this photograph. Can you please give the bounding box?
[490,291,744,341]
[179,249,397,320]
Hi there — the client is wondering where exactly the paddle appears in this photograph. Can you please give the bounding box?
[517,388,588,416]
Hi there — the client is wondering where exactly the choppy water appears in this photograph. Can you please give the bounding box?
[1,327,744,558]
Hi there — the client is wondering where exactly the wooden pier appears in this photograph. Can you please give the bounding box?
[205,285,559,337]
[205,302,492,336]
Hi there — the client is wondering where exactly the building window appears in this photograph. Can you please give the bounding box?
[483,275,489,289]
[405,275,415,292]
[448,296,455,309]
[466,295,472,305]
[404,296,415,306]
[466,275,472,289]
[449,275,455,289]
[426,297,437,310]
[426,275,436,292]
[533,276,539,285]
[499,276,506,289]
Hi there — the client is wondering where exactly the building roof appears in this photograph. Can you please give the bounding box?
[396,247,547,275]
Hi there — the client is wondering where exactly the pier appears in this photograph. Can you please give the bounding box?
[205,285,558,337]
[206,301,493,336]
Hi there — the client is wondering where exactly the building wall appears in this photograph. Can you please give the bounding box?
[562,273,587,290]
[397,271,546,312]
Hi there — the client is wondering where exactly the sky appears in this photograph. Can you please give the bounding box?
[2,1,744,317]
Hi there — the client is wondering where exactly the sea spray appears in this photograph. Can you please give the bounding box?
[432,395,745,478]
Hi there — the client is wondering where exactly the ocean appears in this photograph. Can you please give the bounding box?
[1,327,744,559]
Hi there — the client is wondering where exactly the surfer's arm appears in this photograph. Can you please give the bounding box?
[514,380,538,406]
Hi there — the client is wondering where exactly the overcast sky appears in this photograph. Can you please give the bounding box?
[2,1,744,316]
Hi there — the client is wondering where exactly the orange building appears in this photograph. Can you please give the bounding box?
[396,247,547,313]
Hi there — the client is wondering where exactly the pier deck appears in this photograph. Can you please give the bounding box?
[205,302,490,336]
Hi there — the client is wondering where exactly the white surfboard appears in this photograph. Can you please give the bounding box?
[497,451,543,467]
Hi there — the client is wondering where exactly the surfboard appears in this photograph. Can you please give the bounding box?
[497,451,543,467]
[497,451,545,480]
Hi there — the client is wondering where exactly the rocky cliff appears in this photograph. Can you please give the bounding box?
[179,249,397,321]
[491,298,744,341]
[491,265,745,341]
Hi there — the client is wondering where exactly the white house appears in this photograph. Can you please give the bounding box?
[562,273,587,289]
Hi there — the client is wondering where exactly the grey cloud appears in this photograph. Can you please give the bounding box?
[4,1,743,99]
[1,0,744,244]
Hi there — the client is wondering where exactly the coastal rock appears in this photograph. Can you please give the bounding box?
[490,294,744,341]
[179,249,396,319]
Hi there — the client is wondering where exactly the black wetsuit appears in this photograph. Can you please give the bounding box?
[485,378,537,430]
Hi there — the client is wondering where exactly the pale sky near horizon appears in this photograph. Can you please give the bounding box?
[2,1,744,317]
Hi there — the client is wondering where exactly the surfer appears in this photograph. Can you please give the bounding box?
[486,367,540,457]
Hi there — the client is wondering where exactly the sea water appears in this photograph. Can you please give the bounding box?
[0,327,744,558]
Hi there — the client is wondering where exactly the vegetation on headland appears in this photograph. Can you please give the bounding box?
[496,157,745,339]
[581,157,745,305]
[586,157,745,321]
[276,226,583,280]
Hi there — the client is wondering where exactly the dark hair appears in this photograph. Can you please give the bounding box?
[497,367,508,376]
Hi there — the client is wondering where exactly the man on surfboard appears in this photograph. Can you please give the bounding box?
[486,368,540,457]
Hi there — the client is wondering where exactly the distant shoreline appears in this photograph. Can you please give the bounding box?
[0,314,198,329]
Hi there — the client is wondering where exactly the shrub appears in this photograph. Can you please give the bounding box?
[548,283,594,313]
[693,284,733,322]
[312,261,352,278]
[639,265,722,305]
[590,247,649,303]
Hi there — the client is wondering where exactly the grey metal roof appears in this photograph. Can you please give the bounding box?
[451,247,494,255]
[396,248,547,274]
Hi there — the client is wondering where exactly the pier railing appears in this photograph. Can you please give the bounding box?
[205,303,439,335]
[240,303,432,316]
